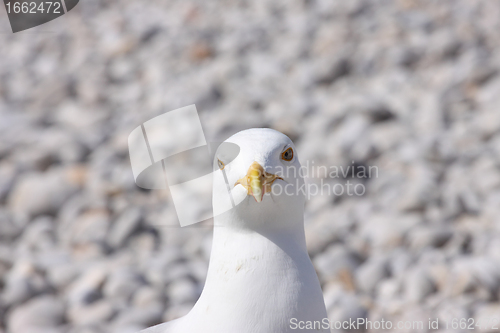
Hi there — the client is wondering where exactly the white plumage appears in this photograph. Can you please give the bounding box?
[141,128,329,333]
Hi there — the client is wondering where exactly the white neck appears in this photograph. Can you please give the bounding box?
[186,210,328,332]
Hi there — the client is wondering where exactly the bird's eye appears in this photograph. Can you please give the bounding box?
[281,147,294,161]
[217,159,225,170]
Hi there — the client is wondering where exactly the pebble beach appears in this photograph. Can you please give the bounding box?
[1,0,500,332]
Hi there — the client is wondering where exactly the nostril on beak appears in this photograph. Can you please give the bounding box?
[235,162,282,203]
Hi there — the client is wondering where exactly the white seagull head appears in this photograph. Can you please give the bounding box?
[212,128,306,230]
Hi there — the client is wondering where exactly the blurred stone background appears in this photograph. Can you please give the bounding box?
[1,0,500,332]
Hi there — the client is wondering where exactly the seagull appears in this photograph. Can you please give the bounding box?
[141,128,329,333]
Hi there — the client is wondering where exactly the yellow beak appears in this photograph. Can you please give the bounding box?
[235,162,283,202]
